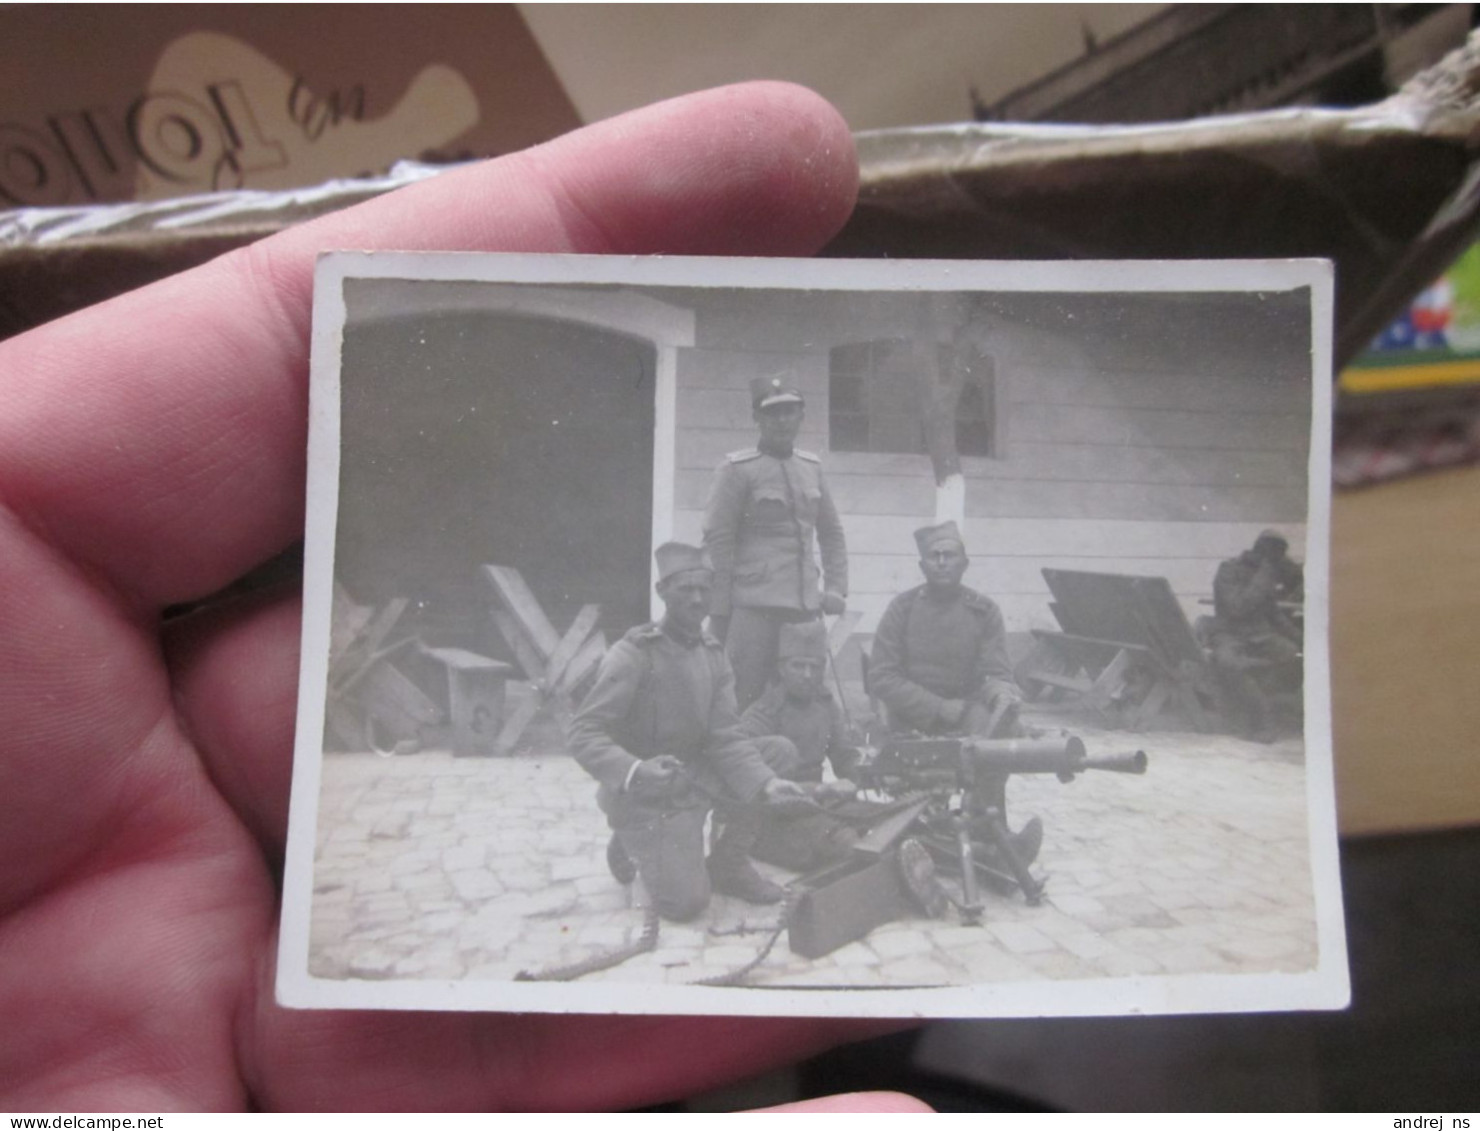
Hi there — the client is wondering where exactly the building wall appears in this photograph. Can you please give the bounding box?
[667,288,1312,636]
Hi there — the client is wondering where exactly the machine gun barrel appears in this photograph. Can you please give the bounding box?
[856,734,1148,784]
[951,736,1148,778]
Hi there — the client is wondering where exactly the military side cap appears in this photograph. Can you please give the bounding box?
[750,374,804,410]
[655,541,712,582]
[914,520,965,556]
[778,619,829,659]
[1255,528,1288,549]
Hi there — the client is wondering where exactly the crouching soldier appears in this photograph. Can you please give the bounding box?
[568,542,806,922]
[738,620,862,872]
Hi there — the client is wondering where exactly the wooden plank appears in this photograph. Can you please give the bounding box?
[492,609,547,683]
[555,630,607,699]
[1130,576,1207,668]
[420,645,516,674]
[329,597,408,692]
[330,581,374,663]
[544,603,601,688]
[482,565,561,657]
[494,689,544,755]
[334,635,419,696]
[1028,671,1093,693]
[1085,647,1135,713]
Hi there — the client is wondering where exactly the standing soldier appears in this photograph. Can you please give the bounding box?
[568,542,806,922]
[703,373,849,711]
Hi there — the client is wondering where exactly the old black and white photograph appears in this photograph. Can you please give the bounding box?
[278,253,1345,1017]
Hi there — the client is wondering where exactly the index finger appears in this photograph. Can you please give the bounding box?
[0,82,857,611]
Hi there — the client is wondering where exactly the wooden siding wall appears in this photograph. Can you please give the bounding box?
[667,289,1312,635]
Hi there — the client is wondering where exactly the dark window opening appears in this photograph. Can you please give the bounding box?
[828,338,998,457]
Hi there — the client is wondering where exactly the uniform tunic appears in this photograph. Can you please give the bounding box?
[738,682,856,782]
[701,443,849,708]
[737,682,860,871]
[567,621,780,920]
[701,445,848,618]
[869,584,1019,734]
[568,622,774,806]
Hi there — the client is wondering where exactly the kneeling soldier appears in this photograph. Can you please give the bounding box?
[568,542,805,921]
[738,619,861,872]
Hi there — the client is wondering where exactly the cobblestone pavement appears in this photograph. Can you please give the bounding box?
[307,705,1319,991]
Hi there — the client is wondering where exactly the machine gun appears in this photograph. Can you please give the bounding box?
[850,734,1147,921]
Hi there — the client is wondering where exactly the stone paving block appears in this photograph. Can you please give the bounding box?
[1217,931,1306,963]
[1057,931,1117,961]
[465,961,523,982]
[368,811,411,840]
[703,944,768,967]
[820,940,880,967]
[1156,943,1233,975]
[868,928,936,960]
[1092,949,1165,977]
[394,871,453,897]
[346,950,400,979]
[447,868,504,902]
[1026,909,1101,941]
[575,925,633,948]
[1145,886,1207,912]
[523,890,581,919]
[441,845,486,872]
[1021,950,1099,981]
[495,865,545,893]
[987,921,1057,955]
[388,850,439,876]
[945,941,1040,982]
[879,955,957,984]
[550,857,602,883]
[1043,892,1107,919]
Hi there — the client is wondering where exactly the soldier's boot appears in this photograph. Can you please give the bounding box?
[1010,816,1044,868]
[606,835,637,885]
[979,815,1043,870]
[707,818,784,905]
[897,837,949,919]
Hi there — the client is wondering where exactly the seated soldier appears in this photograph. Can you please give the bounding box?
[869,520,1025,738]
[869,520,1040,865]
[568,542,806,922]
[737,620,861,873]
[1200,530,1304,743]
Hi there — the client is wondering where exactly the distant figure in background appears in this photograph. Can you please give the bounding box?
[869,520,1024,739]
[1201,530,1304,743]
[702,374,848,710]
[738,619,861,872]
[568,542,806,920]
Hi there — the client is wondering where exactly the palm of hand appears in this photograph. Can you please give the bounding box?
[0,83,884,1112]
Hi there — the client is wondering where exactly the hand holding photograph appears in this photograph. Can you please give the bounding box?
[277,253,1345,1018]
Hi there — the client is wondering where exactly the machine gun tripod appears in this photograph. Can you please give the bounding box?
[851,733,1148,924]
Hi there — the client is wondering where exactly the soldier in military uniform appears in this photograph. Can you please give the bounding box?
[869,521,1024,739]
[568,542,807,922]
[702,374,849,711]
[738,619,861,872]
[1201,530,1304,743]
[869,521,1040,863]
